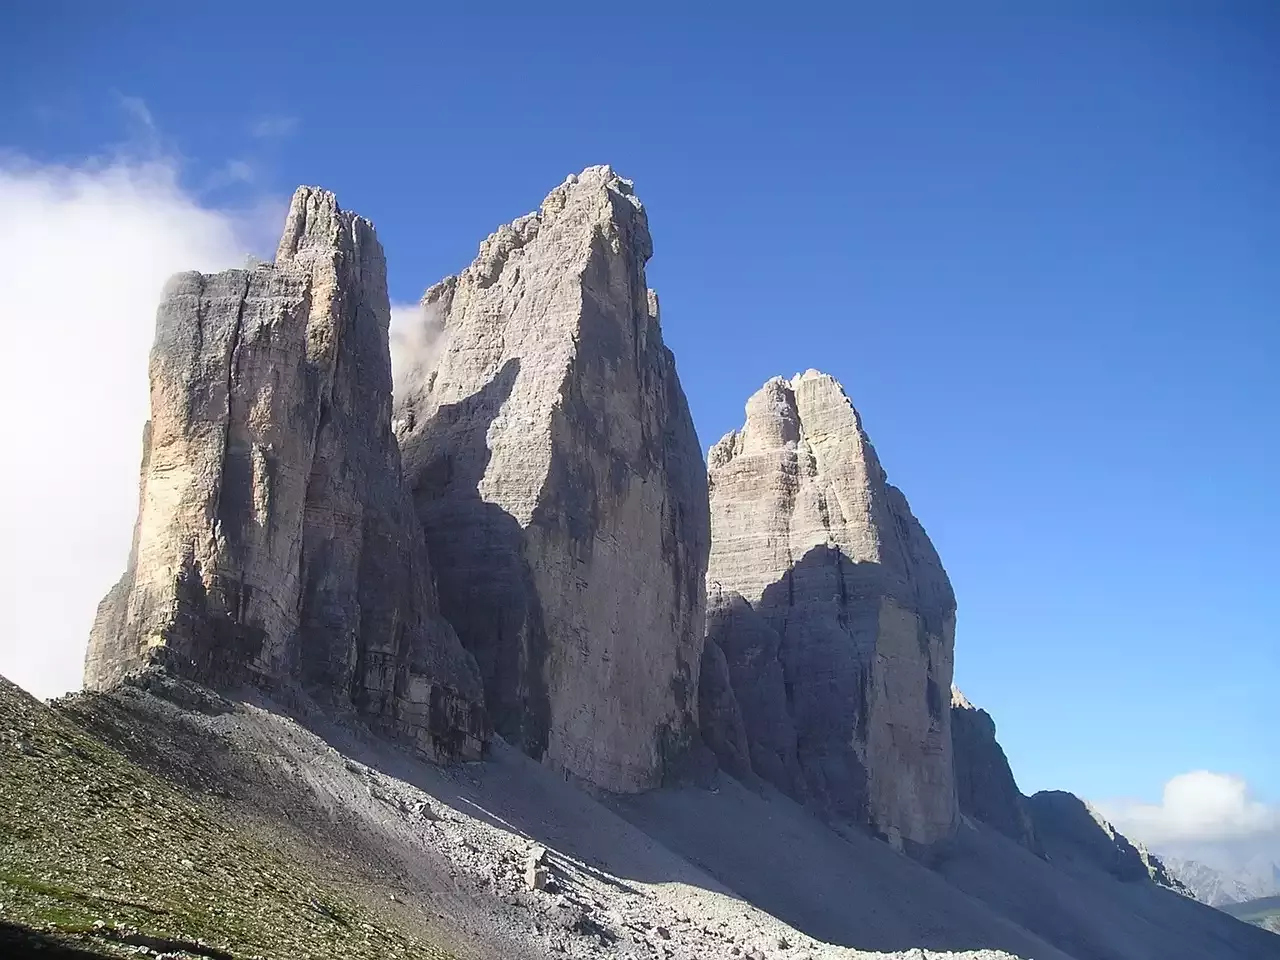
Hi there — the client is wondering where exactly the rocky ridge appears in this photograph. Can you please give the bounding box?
[949,686,1041,853]
[1164,857,1280,907]
[84,186,485,760]
[394,165,710,793]
[1027,790,1189,893]
[700,370,957,850]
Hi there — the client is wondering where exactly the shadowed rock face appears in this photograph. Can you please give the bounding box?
[1028,790,1190,893]
[700,371,957,849]
[950,686,1041,854]
[394,166,710,793]
[84,187,486,760]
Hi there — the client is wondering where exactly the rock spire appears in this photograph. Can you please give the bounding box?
[700,370,957,849]
[394,166,710,793]
[84,186,486,759]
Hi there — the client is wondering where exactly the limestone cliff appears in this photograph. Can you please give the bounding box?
[84,187,486,759]
[700,371,957,849]
[950,686,1041,854]
[394,166,710,793]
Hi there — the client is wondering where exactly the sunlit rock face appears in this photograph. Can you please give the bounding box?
[701,371,958,850]
[394,166,710,793]
[85,186,486,760]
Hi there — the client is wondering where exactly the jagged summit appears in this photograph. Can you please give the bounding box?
[951,684,975,710]
[395,166,710,793]
[402,165,650,349]
[701,370,958,850]
[275,185,359,257]
[84,185,486,760]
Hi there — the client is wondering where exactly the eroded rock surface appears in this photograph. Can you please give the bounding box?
[950,687,1041,854]
[394,166,710,793]
[84,187,486,759]
[701,371,957,849]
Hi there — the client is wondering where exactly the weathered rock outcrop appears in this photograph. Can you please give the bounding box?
[1028,790,1189,893]
[394,166,710,793]
[950,686,1041,854]
[84,187,486,759]
[700,371,957,849]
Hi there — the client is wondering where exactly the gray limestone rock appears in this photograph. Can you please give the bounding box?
[1028,790,1190,893]
[703,582,805,798]
[696,636,754,785]
[701,371,957,849]
[84,186,486,760]
[394,166,710,793]
[950,686,1041,854]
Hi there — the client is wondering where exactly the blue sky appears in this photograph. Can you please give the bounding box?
[1,3,1276,829]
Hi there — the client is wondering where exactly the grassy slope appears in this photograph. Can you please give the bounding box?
[0,676,452,960]
[1223,897,1280,935]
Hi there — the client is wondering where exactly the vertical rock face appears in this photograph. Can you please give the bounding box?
[84,187,486,759]
[950,686,1041,853]
[701,371,957,849]
[394,166,710,793]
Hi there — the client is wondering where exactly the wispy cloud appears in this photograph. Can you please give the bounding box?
[250,115,300,139]
[117,94,156,132]
[1096,771,1280,846]
[202,158,257,193]
[389,301,449,399]
[109,93,172,162]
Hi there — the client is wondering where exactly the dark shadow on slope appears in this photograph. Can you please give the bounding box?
[933,817,1280,960]
[56,515,1278,960]
[400,358,554,761]
[58,658,1103,960]
[298,543,1064,958]
[610,778,1073,959]
[58,542,1059,960]
[0,924,110,959]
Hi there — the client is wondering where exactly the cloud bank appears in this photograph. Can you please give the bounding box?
[1097,771,1280,847]
[0,155,262,699]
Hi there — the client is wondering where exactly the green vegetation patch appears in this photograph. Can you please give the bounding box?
[0,677,452,959]
[1221,895,1280,935]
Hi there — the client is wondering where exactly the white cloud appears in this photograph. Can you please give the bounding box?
[201,158,258,194]
[117,94,156,132]
[220,159,256,185]
[1097,771,1280,846]
[0,153,268,700]
[250,115,299,139]
[389,300,449,399]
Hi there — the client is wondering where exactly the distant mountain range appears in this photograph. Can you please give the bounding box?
[1164,856,1280,907]
[1222,896,1280,935]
